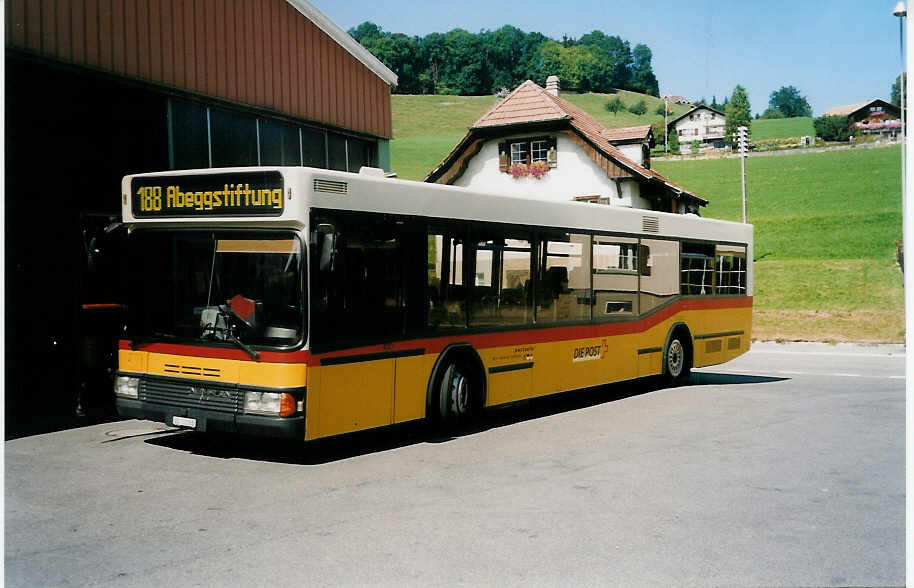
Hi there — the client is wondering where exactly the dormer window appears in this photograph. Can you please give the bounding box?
[510,142,528,165]
[531,139,549,162]
[499,136,558,172]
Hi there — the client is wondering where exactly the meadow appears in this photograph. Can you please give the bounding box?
[750,117,815,140]
[390,94,903,342]
[654,147,903,342]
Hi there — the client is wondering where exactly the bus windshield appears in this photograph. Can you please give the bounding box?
[125,230,305,349]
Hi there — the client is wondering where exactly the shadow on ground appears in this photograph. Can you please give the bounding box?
[691,372,788,386]
[144,371,788,465]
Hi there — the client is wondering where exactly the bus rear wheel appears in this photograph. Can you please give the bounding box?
[664,333,692,386]
[438,361,474,428]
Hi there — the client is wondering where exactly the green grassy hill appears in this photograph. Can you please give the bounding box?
[750,117,815,140]
[390,90,690,181]
[654,147,903,342]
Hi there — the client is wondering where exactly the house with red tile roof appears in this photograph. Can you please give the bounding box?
[425,79,707,214]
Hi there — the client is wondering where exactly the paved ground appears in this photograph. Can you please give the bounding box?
[5,342,905,587]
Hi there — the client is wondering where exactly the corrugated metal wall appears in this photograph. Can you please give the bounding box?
[6,0,392,139]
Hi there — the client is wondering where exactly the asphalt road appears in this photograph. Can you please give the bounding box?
[5,342,905,587]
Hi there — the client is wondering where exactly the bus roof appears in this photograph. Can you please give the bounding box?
[122,166,752,246]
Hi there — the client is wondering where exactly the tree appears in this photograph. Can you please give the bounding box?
[768,85,812,118]
[480,26,548,93]
[628,99,647,115]
[724,85,752,148]
[655,103,667,116]
[348,22,383,44]
[650,119,677,152]
[349,23,659,97]
[578,31,632,90]
[629,44,659,97]
[814,115,852,142]
[650,119,666,144]
[535,40,614,92]
[605,96,625,115]
[759,107,785,120]
[892,73,907,106]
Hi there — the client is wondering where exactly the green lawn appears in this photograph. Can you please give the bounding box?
[655,147,903,342]
[560,90,692,129]
[750,117,815,140]
[391,94,494,180]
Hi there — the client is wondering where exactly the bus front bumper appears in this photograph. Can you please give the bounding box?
[116,397,305,439]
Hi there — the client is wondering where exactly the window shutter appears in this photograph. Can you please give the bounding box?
[498,142,509,172]
[547,136,558,168]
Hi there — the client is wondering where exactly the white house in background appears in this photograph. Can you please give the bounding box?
[667,104,727,150]
[425,78,707,214]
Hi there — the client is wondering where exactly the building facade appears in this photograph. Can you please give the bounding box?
[427,80,706,213]
[667,105,727,150]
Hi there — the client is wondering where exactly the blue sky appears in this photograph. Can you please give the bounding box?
[316,0,905,116]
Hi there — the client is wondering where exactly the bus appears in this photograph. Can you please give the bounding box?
[115,166,752,440]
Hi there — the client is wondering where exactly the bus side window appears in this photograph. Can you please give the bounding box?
[680,242,715,296]
[536,233,590,323]
[427,228,467,330]
[639,239,679,313]
[592,236,639,316]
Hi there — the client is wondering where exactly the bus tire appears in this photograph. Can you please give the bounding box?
[663,330,692,386]
[438,360,472,427]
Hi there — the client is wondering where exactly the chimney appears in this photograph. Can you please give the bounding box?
[546,75,560,96]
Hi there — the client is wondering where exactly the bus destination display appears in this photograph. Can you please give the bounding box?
[131,171,284,217]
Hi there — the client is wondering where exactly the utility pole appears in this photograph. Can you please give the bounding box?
[664,96,669,154]
[736,125,749,223]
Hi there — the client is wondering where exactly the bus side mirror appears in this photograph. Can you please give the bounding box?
[314,223,337,272]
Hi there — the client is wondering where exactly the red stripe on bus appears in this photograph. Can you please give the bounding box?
[118,340,311,363]
[120,296,751,364]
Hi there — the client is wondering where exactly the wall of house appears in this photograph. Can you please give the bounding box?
[452,133,650,209]
[615,143,645,167]
[673,109,726,146]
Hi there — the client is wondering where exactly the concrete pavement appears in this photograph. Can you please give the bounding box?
[5,342,904,586]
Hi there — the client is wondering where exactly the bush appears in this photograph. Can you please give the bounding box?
[813,115,852,142]
[605,96,625,115]
[669,128,680,152]
[656,103,667,116]
[759,107,785,119]
[628,99,647,115]
[690,140,701,154]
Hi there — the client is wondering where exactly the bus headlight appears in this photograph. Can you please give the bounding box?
[115,376,140,399]
[244,391,296,417]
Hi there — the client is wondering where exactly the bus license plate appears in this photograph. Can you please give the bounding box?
[172,416,197,429]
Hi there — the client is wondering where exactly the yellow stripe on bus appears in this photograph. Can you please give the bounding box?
[118,350,307,388]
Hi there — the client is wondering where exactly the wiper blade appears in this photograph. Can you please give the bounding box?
[225,331,260,361]
[200,306,260,361]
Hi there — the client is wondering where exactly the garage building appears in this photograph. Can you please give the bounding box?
[5,0,397,436]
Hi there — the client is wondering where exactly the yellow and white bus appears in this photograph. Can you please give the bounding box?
[115,166,752,440]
